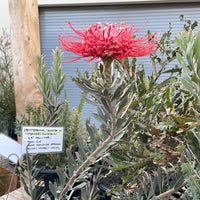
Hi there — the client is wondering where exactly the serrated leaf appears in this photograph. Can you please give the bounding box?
[155,77,177,90]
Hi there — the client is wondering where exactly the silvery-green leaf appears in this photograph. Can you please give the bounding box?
[91,112,107,126]
[56,167,66,187]
[73,182,87,190]
[77,134,87,160]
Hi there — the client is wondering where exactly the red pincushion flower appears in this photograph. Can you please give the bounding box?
[58,22,158,70]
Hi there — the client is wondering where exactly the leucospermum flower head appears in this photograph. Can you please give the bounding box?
[58,21,158,72]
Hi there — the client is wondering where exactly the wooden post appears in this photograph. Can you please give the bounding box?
[8,0,42,121]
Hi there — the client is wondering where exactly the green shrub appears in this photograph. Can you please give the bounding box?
[0,29,16,139]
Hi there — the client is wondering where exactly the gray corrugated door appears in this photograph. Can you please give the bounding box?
[39,2,200,123]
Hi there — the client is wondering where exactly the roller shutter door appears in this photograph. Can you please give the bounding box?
[39,2,200,123]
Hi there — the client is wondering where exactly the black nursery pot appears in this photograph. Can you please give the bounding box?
[34,168,58,182]
[32,168,58,200]
[98,183,112,200]
[33,168,82,199]
[97,169,126,200]
[98,183,126,200]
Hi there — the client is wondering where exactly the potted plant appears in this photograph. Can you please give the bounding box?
[18,16,200,200]
[16,48,86,199]
[47,20,158,200]
[47,16,200,200]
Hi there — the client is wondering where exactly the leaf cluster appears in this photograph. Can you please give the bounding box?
[17,48,86,167]
[101,16,200,199]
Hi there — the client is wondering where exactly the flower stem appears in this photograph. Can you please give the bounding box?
[103,58,113,88]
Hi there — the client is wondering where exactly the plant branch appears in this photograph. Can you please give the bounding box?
[88,160,105,200]
[58,96,117,200]
[153,180,187,199]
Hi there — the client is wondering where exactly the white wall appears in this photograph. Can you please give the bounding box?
[0,0,10,34]
[0,0,199,34]
[38,0,200,6]
[1,0,198,34]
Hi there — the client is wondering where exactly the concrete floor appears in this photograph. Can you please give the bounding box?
[0,187,31,200]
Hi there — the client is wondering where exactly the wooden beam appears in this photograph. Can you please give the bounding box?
[8,0,42,120]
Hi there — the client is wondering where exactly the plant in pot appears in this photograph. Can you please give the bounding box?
[18,17,200,200]
[16,48,86,199]
[98,20,183,198]
[43,21,160,200]
[97,18,200,200]
[47,17,200,200]
[105,18,200,199]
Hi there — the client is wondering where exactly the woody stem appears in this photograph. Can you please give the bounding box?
[103,58,113,88]
[58,95,117,200]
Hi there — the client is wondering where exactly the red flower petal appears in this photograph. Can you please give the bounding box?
[58,22,158,72]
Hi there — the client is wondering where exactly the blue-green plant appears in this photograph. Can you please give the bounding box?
[17,48,86,199]
[174,24,200,200]
[20,16,200,200]
[51,17,200,200]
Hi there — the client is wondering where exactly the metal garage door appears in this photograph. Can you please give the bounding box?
[39,2,200,123]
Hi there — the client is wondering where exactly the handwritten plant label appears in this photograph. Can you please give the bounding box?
[22,126,64,154]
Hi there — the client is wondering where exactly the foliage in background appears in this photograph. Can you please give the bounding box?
[174,24,200,200]
[106,16,200,200]
[0,29,16,139]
